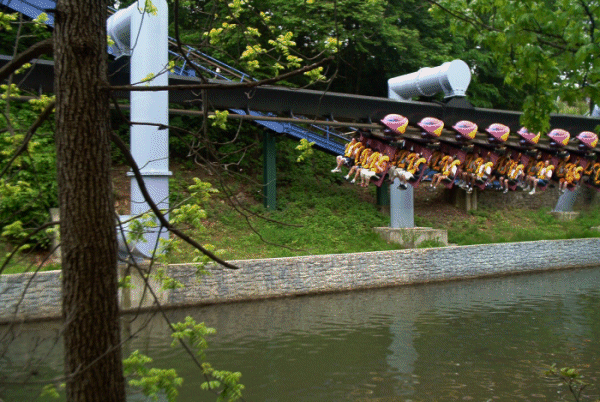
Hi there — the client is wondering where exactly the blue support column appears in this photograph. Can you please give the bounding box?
[263,131,277,210]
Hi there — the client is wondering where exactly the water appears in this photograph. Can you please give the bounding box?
[2,267,600,401]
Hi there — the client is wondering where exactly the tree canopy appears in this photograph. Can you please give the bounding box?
[428,0,600,132]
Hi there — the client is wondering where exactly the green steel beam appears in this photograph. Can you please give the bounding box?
[377,183,390,207]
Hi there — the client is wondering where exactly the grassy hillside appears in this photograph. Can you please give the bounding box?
[4,135,600,272]
[154,137,600,262]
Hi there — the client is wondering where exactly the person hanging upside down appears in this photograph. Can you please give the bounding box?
[472,161,494,192]
[523,156,544,191]
[558,162,583,193]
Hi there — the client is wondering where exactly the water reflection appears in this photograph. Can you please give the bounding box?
[2,267,600,401]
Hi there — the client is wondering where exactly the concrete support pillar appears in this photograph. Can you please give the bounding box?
[554,186,580,212]
[467,189,478,212]
[263,131,277,210]
[390,179,414,228]
[450,187,477,212]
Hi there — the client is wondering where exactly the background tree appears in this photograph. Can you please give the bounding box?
[427,0,600,132]
[171,0,528,110]
[0,0,331,401]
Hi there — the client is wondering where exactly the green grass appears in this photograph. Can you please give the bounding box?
[445,207,600,246]
[4,137,600,272]
[0,242,61,274]
[167,154,402,261]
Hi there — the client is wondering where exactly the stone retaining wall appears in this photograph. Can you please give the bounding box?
[2,238,600,322]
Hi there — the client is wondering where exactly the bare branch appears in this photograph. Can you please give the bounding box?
[0,38,53,82]
[109,56,334,92]
[109,128,239,270]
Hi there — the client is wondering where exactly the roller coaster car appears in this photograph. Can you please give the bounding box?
[380,114,409,137]
[417,117,444,140]
[485,123,510,145]
[548,128,571,148]
[452,120,478,143]
[576,131,599,154]
[517,127,540,148]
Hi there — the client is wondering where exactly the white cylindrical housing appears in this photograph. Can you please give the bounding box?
[109,1,171,258]
[107,6,135,58]
[388,60,471,101]
[130,0,170,258]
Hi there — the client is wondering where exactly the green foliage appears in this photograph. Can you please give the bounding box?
[38,383,64,400]
[0,10,51,55]
[151,267,184,290]
[0,87,57,248]
[209,110,230,130]
[170,316,216,358]
[295,138,315,163]
[170,317,244,401]
[545,364,589,402]
[200,363,244,402]
[118,275,134,289]
[123,350,184,402]
[429,0,600,132]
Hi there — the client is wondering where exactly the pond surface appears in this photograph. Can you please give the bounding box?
[2,267,600,401]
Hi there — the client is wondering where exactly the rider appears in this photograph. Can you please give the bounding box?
[331,138,359,173]
[528,159,554,195]
[431,156,460,189]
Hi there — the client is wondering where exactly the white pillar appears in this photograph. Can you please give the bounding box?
[108,0,170,258]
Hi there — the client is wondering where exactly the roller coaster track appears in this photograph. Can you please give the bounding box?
[0,0,348,155]
[2,0,600,157]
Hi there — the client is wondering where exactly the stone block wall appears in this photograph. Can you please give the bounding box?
[165,238,600,307]
[2,238,599,323]
[0,271,61,321]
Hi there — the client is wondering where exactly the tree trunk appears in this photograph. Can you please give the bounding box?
[54,1,126,401]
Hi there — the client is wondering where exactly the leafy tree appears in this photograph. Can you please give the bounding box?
[427,0,600,132]
[0,1,331,401]
[0,13,56,248]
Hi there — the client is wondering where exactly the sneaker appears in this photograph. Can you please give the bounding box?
[467,186,473,194]
[331,168,341,173]
[344,175,350,180]
[399,183,408,190]
[523,185,530,192]
[529,188,536,195]
[350,179,356,184]
[503,188,508,194]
